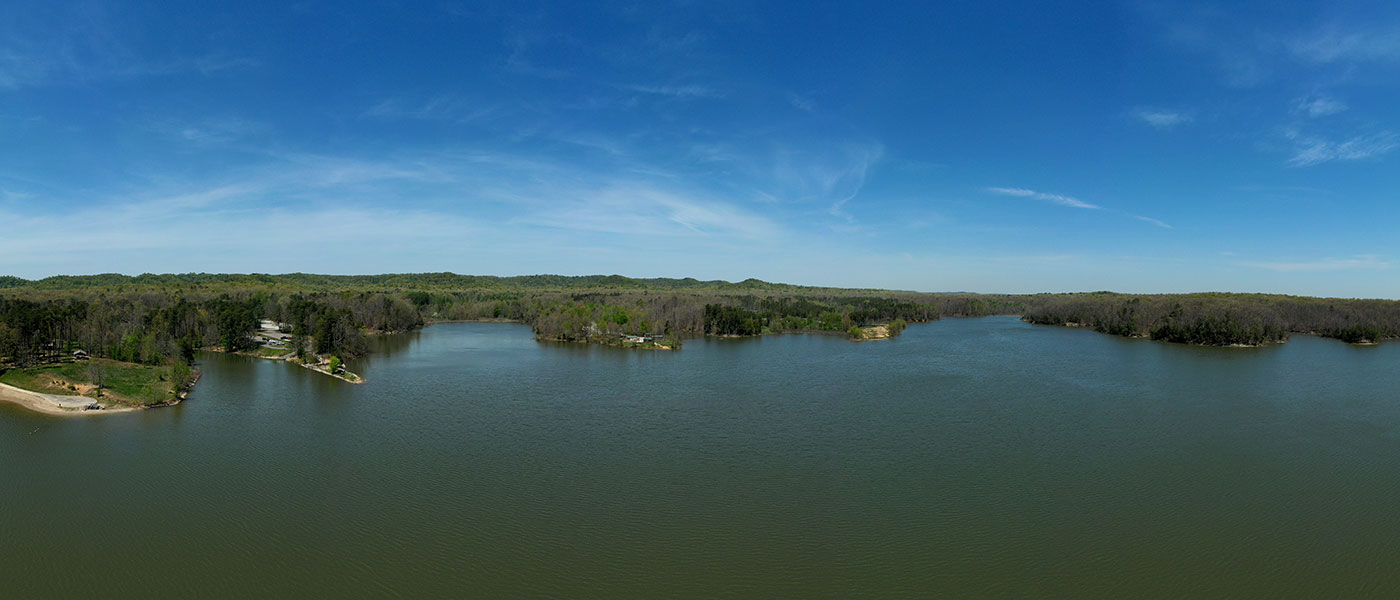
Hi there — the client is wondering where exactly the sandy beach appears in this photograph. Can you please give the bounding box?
[0,382,137,417]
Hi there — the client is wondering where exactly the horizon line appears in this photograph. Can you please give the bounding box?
[3,271,1397,301]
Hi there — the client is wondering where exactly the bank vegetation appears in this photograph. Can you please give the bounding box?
[2,275,1397,380]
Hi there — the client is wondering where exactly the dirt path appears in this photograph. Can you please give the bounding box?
[0,382,137,416]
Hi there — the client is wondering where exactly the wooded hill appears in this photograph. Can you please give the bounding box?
[2,274,1398,373]
[1020,291,1400,345]
[0,272,880,294]
[0,273,1007,367]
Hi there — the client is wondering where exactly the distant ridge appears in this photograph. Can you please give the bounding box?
[0,272,891,294]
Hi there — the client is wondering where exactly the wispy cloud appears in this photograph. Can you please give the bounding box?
[771,142,884,221]
[0,47,44,89]
[824,145,882,220]
[0,24,252,90]
[1291,95,1347,117]
[514,184,777,240]
[787,92,817,113]
[501,33,571,79]
[1,189,33,202]
[1134,215,1174,229]
[267,152,456,187]
[1158,16,1275,87]
[987,254,1078,264]
[1157,14,1400,87]
[1230,184,1333,195]
[1240,255,1390,272]
[127,56,256,78]
[0,201,487,276]
[987,187,1100,209]
[0,144,794,277]
[363,95,498,123]
[0,163,482,261]
[687,142,741,164]
[273,150,778,241]
[986,187,1036,197]
[149,117,271,145]
[986,187,1176,230]
[1134,108,1193,130]
[644,28,707,53]
[1285,130,1398,167]
[1289,27,1400,64]
[624,83,724,99]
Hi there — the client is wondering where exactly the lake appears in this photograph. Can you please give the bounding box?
[4,317,1400,598]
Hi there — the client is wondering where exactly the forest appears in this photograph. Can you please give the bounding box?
[0,273,1009,369]
[0,291,420,369]
[2,273,1399,376]
[1020,292,1400,346]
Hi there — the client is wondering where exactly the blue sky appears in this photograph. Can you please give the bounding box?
[2,1,1399,296]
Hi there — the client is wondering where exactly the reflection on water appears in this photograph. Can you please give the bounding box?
[4,318,1400,598]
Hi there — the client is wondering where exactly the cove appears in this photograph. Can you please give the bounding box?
[4,317,1400,598]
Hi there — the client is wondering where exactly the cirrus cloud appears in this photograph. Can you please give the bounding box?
[987,187,1100,209]
[1133,108,1193,130]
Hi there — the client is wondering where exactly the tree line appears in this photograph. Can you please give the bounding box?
[0,291,425,369]
[0,283,1036,368]
[1020,292,1400,345]
[701,295,938,336]
[5,275,1399,367]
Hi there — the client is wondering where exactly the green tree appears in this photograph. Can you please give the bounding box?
[141,332,160,364]
[293,336,308,361]
[171,361,192,397]
[0,322,18,362]
[86,360,106,390]
[178,335,198,364]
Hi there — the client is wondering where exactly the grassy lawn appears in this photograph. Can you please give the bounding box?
[255,346,291,358]
[0,359,179,406]
[0,365,90,397]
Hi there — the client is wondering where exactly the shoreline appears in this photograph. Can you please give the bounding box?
[851,324,893,342]
[424,318,523,327]
[1025,320,1285,348]
[539,337,679,351]
[415,315,1377,351]
[221,347,365,383]
[0,381,141,417]
[296,359,365,383]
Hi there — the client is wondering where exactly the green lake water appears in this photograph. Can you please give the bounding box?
[4,317,1400,598]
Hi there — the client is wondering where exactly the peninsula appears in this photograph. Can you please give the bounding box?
[218,320,364,383]
[0,356,196,415]
[3,272,1399,416]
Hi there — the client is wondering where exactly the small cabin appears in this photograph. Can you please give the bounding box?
[73,349,89,361]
